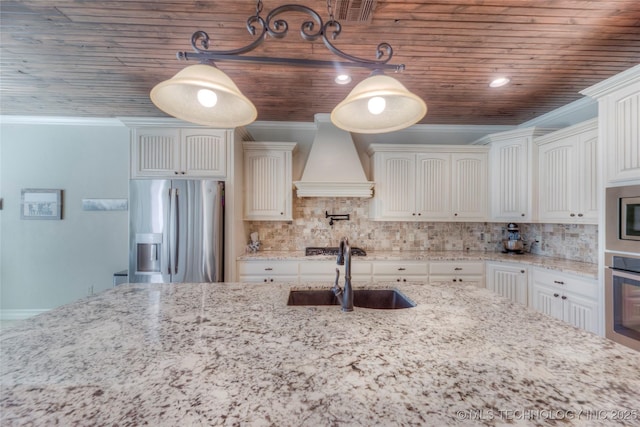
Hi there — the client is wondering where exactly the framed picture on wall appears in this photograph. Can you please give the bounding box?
[21,189,63,220]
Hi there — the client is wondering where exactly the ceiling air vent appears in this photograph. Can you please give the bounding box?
[334,0,377,23]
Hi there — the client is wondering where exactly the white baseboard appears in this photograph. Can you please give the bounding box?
[1,309,50,321]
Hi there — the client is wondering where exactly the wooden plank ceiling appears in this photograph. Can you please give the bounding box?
[1,0,639,125]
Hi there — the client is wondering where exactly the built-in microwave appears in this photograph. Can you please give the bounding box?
[606,185,640,253]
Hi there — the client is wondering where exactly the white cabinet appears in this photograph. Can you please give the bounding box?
[372,261,428,283]
[450,152,488,220]
[485,262,528,305]
[479,127,552,222]
[243,142,296,221]
[131,128,227,178]
[368,145,488,221]
[429,261,485,287]
[530,268,600,334]
[581,64,640,184]
[237,260,299,283]
[299,260,372,284]
[535,119,598,224]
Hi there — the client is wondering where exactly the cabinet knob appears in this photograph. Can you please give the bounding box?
[570,213,576,217]
[453,279,457,282]
[561,295,567,300]
[553,293,559,297]
[280,212,284,215]
[270,278,274,282]
[454,267,462,271]
[403,278,407,282]
[521,270,525,274]
[578,213,583,217]
[263,279,268,283]
[398,267,406,271]
[396,278,401,282]
[174,171,179,175]
[181,171,186,175]
[418,213,421,216]
[412,213,416,216]
[454,213,458,216]
[265,267,273,271]
[553,280,564,285]
[521,213,525,217]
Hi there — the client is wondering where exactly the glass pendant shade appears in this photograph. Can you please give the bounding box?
[150,64,257,128]
[331,74,427,134]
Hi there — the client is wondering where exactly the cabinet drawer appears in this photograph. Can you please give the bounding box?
[238,261,299,276]
[429,262,484,276]
[532,268,598,299]
[373,262,428,276]
[300,260,372,276]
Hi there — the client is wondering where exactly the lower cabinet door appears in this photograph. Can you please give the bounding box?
[531,282,564,321]
[563,292,599,334]
[486,263,528,305]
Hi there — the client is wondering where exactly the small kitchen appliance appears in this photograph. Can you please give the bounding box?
[502,223,524,254]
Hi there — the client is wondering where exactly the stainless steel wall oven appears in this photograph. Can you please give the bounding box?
[605,253,640,351]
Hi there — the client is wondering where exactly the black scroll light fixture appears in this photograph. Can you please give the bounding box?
[150,0,427,133]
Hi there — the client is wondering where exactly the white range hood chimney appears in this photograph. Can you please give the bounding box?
[294,114,374,198]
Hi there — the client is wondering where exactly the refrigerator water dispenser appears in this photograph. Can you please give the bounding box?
[136,233,162,273]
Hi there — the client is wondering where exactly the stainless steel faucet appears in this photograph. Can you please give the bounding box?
[333,237,353,312]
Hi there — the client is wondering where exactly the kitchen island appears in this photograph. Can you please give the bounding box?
[2,281,639,426]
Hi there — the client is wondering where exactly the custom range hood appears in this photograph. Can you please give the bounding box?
[294,114,374,198]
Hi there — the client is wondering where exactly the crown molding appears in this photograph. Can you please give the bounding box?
[0,115,125,126]
[580,64,640,99]
[518,96,597,128]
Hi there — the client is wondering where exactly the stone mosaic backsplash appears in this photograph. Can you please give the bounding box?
[246,198,598,264]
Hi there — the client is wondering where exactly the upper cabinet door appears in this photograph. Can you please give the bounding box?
[243,142,295,221]
[416,153,450,219]
[576,128,599,222]
[451,152,488,220]
[538,141,575,221]
[377,152,417,219]
[132,128,181,177]
[490,138,530,221]
[604,90,640,184]
[581,66,640,185]
[181,129,227,177]
[535,119,598,224]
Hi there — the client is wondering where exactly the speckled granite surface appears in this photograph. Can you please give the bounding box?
[2,281,638,426]
[239,250,599,278]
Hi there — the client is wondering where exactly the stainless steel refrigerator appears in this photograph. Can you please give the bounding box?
[129,179,224,283]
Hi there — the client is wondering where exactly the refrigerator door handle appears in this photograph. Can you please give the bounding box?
[169,187,179,275]
[174,188,180,275]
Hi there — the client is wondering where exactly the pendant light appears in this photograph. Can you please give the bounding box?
[150,64,257,128]
[151,2,425,132]
[331,71,427,134]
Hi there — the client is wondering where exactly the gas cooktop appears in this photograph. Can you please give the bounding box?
[305,247,367,256]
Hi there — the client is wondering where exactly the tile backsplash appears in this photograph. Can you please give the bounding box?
[246,198,598,264]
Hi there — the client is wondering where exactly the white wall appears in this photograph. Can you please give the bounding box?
[0,119,130,317]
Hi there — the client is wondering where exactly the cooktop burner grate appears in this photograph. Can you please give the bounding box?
[305,247,367,256]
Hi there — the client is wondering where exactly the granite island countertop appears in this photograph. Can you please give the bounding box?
[238,250,599,279]
[2,281,638,426]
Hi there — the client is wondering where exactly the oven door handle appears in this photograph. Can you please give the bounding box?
[609,268,640,281]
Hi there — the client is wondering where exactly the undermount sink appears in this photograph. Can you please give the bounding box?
[287,289,416,310]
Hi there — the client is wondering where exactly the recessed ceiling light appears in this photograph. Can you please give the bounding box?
[490,77,511,88]
[335,74,352,85]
